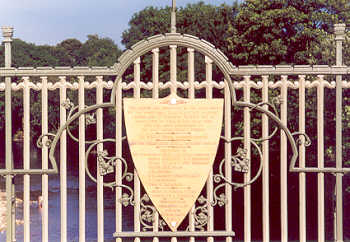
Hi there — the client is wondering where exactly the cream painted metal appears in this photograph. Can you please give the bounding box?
[152,48,160,242]
[261,75,269,242]
[96,76,104,242]
[317,75,325,241]
[188,48,196,242]
[169,44,178,242]
[298,75,306,242]
[78,75,86,242]
[243,75,251,242]
[115,77,123,242]
[335,23,345,242]
[133,57,141,242]
[224,80,232,242]
[59,76,68,242]
[1,24,350,242]
[41,76,49,242]
[280,75,288,242]
[205,56,214,242]
[23,76,30,242]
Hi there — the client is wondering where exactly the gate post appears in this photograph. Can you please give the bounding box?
[334,23,346,242]
[2,26,15,242]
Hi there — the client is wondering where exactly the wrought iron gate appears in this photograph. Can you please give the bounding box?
[0,8,350,242]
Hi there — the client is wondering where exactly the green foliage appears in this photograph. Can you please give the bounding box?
[0,35,122,141]
[227,0,350,65]
[121,1,240,91]
[80,35,122,66]
[122,2,239,54]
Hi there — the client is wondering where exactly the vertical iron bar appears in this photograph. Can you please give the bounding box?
[2,26,14,242]
[23,76,31,242]
[261,75,270,242]
[280,75,288,241]
[243,76,251,242]
[41,76,49,242]
[187,48,195,99]
[170,45,177,96]
[96,76,104,242]
[205,56,214,242]
[169,46,178,242]
[152,48,160,99]
[133,58,141,242]
[59,76,67,242]
[334,23,345,242]
[188,48,195,242]
[152,48,160,242]
[78,76,86,242]
[171,0,176,33]
[224,81,232,242]
[317,75,325,241]
[115,77,123,242]
[298,75,306,242]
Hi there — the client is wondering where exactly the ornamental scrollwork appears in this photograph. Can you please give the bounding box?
[37,99,135,205]
[211,95,312,207]
[36,133,56,148]
[140,194,167,231]
[193,195,209,231]
[232,148,249,173]
[85,138,134,206]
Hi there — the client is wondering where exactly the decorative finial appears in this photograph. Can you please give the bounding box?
[171,0,176,33]
[1,26,14,43]
[334,23,346,41]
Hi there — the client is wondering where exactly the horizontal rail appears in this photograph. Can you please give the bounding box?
[0,169,58,175]
[0,66,116,76]
[229,65,350,75]
[2,79,350,92]
[0,65,350,77]
[290,167,350,173]
[113,231,236,238]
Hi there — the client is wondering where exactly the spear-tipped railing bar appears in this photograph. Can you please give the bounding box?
[171,0,176,33]
[334,23,345,242]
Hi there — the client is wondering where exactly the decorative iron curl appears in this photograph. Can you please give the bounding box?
[36,133,56,148]
[211,97,311,206]
[232,100,303,173]
[85,138,134,206]
[61,98,74,110]
[211,137,263,206]
[140,194,167,231]
[248,97,281,142]
[292,132,311,147]
[193,195,209,231]
[61,99,100,144]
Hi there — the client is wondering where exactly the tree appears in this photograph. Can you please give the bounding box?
[80,35,122,67]
[121,2,240,89]
[56,38,83,66]
[227,0,350,65]
[0,35,123,141]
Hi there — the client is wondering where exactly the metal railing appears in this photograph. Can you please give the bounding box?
[0,24,349,242]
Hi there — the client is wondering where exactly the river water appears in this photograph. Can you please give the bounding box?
[0,173,127,241]
[0,143,134,241]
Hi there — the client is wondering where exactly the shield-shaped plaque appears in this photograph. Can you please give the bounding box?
[124,94,223,231]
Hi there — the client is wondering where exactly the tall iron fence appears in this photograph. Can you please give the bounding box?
[0,24,349,242]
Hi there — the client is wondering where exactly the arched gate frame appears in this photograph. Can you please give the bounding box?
[45,33,309,240]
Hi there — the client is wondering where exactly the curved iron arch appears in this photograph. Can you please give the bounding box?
[110,33,236,104]
[42,33,309,192]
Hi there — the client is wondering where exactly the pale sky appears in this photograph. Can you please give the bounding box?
[0,0,232,49]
